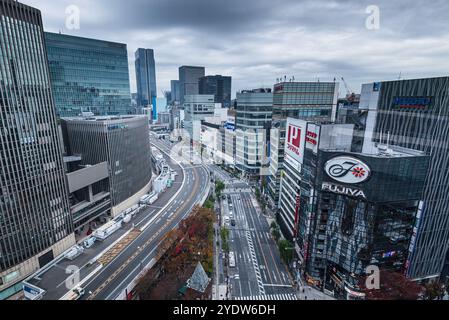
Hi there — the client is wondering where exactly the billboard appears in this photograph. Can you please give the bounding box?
[305,124,320,154]
[285,118,307,165]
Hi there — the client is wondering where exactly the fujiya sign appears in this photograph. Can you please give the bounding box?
[322,182,367,199]
[325,156,371,184]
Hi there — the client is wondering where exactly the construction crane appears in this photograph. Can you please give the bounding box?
[341,77,359,103]
[341,77,354,96]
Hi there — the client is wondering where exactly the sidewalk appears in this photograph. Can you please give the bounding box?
[297,285,336,300]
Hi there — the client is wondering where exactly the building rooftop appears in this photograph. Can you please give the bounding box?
[360,143,426,158]
[61,115,147,124]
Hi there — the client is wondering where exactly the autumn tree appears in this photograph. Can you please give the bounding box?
[361,270,423,300]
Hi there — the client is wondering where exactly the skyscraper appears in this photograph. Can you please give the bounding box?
[0,0,75,298]
[360,77,449,281]
[135,48,157,118]
[45,32,132,117]
[199,75,232,108]
[268,82,339,206]
[280,118,428,299]
[170,80,180,104]
[179,66,205,104]
[235,89,272,177]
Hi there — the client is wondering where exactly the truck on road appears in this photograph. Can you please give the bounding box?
[64,245,84,260]
[82,237,96,249]
[93,220,122,241]
[229,251,236,268]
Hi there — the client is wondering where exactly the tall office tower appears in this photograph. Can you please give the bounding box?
[170,80,181,105]
[360,77,449,281]
[61,116,152,217]
[179,66,205,104]
[45,32,132,118]
[281,118,429,299]
[235,89,273,178]
[0,0,76,298]
[199,75,232,108]
[135,48,157,118]
[183,95,215,143]
[268,82,339,207]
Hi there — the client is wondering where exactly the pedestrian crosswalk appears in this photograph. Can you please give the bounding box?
[245,230,265,295]
[234,293,297,301]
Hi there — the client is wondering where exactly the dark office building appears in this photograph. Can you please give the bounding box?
[361,77,449,281]
[292,126,429,299]
[61,116,152,217]
[135,48,157,116]
[0,0,75,298]
[45,32,132,117]
[170,80,180,105]
[199,75,232,108]
[179,66,205,104]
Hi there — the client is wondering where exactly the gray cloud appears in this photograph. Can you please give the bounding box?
[21,0,449,98]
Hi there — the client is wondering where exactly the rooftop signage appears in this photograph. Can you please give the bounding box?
[392,97,432,110]
[325,156,371,184]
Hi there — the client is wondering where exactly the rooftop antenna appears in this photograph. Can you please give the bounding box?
[398,72,402,80]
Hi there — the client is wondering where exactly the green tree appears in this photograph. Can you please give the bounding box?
[220,227,230,253]
[215,180,225,198]
[278,240,294,265]
[255,188,261,201]
[271,228,281,242]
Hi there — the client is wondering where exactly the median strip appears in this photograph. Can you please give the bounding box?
[98,229,142,266]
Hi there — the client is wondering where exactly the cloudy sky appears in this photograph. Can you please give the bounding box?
[22,0,449,98]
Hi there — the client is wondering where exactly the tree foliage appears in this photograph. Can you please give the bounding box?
[423,281,446,300]
[278,239,294,265]
[220,227,230,253]
[361,270,423,300]
[215,180,225,198]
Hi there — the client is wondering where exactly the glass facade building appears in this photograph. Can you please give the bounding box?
[277,117,429,299]
[0,0,75,296]
[268,82,339,206]
[179,66,205,104]
[361,77,449,281]
[45,32,132,117]
[170,80,180,104]
[235,89,272,176]
[199,75,232,108]
[135,48,157,116]
[307,148,428,298]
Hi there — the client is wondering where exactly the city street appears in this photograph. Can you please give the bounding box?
[211,166,297,300]
[26,138,210,300]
